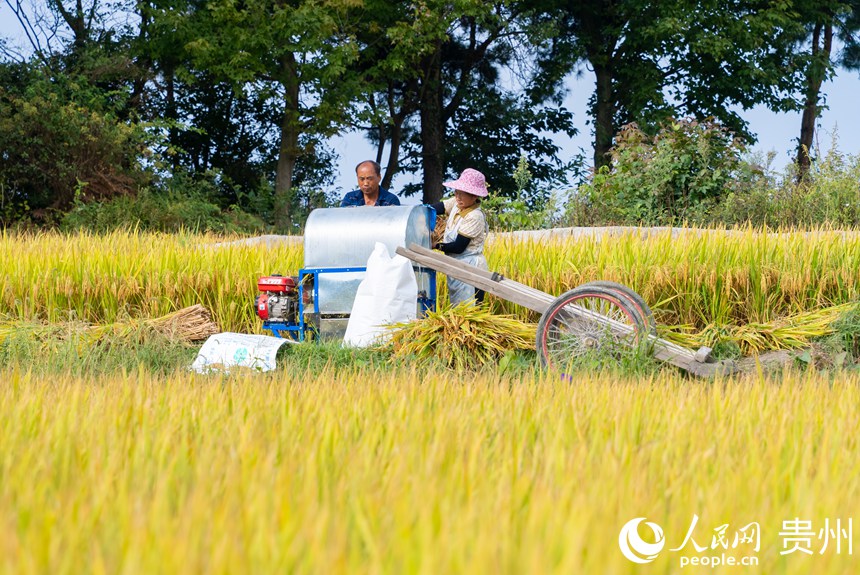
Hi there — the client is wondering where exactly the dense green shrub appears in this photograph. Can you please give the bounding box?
[60,187,269,234]
[710,146,860,227]
[563,120,860,229]
[0,66,150,225]
[566,119,763,226]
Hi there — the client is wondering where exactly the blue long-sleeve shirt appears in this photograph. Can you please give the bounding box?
[340,188,401,207]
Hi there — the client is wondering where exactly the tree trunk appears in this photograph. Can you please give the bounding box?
[381,121,403,191]
[165,66,178,172]
[420,42,445,204]
[593,62,615,171]
[51,0,93,67]
[129,0,151,114]
[375,122,387,166]
[796,22,833,181]
[275,53,300,231]
[381,79,418,192]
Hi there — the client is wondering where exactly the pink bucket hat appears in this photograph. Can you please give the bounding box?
[443,168,489,197]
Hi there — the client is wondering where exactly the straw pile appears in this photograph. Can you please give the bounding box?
[0,304,220,347]
[381,302,535,371]
[660,302,859,354]
[140,304,220,342]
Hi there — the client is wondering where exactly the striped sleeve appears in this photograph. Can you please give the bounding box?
[457,210,486,239]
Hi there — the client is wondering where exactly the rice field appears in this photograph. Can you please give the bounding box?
[3,227,860,334]
[2,228,860,574]
[1,367,859,574]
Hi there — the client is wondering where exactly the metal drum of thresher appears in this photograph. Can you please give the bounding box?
[302,205,435,339]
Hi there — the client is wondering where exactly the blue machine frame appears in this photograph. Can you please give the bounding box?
[262,265,437,341]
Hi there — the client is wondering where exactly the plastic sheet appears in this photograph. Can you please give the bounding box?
[343,243,418,347]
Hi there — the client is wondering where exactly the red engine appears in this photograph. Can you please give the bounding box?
[257,275,296,294]
[255,275,299,323]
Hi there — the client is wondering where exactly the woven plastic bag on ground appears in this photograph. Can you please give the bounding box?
[190,332,295,373]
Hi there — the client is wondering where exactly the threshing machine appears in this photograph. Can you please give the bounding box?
[255,205,437,341]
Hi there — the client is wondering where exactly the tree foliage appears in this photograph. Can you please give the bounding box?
[0,63,148,224]
[0,0,857,229]
[532,0,809,169]
[347,0,573,203]
[401,86,578,205]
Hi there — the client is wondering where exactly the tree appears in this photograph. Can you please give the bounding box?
[156,0,359,230]
[158,71,281,205]
[3,0,92,65]
[532,0,805,169]
[402,81,578,204]
[4,0,145,87]
[346,0,465,203]
[352,0,573,204]
[791,0,860,179]
[415,1,541,203]
[338,0,435,191]
[529,0,670,169]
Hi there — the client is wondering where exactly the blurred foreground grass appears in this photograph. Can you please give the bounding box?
[2,365,859,574]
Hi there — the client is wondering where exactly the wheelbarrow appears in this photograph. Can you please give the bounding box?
[396,243,736,378]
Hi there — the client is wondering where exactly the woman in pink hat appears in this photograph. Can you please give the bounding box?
[430,168,490,306]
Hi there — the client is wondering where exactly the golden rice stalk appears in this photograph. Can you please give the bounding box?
[431,215,447,245]
[660,303,857,354]
[380,302,536,371]
[0,305,220,348]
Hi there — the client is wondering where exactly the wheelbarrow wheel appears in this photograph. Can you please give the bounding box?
[577,280,656,335]
[536,285,648,370]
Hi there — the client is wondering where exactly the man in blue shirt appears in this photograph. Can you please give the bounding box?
[340,160,401,207]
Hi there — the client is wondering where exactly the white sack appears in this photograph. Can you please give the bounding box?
[190,332,295,373]
[343,242,418,347]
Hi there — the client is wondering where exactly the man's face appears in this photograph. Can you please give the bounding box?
[357,164,381,196]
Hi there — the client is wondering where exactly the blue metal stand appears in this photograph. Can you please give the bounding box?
[262,265,436,341]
